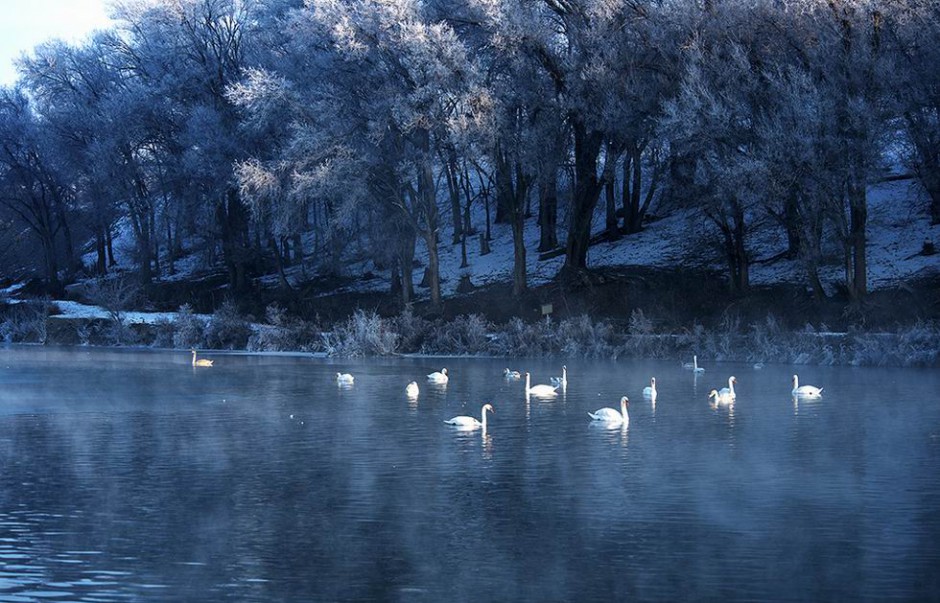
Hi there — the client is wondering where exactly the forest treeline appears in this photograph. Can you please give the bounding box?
[0,0,938,308]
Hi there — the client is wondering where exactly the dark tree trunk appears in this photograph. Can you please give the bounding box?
[848,177,868,300]
[605,177,619,240]
[562,121,605,276]
[538,165,558,252]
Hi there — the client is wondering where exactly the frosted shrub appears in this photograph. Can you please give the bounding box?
[0,300,50,344]
[152,318,176,348]
[559,315,616,358]
[247,304,321,352]
[391,308,431,353]
[205,300,252,350]
[323,310,398,357]
[421,314,492,355]
[492,317,559,357]
[172,304,206,349]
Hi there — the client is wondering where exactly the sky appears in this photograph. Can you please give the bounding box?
[0,0,112,85]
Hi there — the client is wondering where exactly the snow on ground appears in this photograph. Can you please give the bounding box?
[327,176,938,302]
[51,300,206,325]
[71,175,938,306]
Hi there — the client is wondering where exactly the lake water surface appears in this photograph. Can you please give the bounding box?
[0,346,938,601]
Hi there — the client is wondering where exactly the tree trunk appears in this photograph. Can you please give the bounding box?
[418,152,442,309]
[562,121,605,276]
[538,166,558,252]
[605,176,619,240]
[444,151,463,244]
[848,177,867,300]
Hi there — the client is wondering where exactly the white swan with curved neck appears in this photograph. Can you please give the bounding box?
[526,372,559,397]
[191,350,213,367]
[550,366,568,388]
[503,368,521,380]
[709,389,733,405]
[683,355,705,373]
[792,374,823,398]
[444,404,494,431]
[427,368,448,384]
[719,376,737,400]
[336,372,354,385]
[405,381,419,397]
[589,397,629,425]
[642,377,657,402]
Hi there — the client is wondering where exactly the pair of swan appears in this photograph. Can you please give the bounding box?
[708,376,737,405]
[428,368,449,384]
[445,404,494,431]
[589,397,629,426]
[683,355,705,373]
[550,366,568,388]
[191,350,213,367]
[792,374,823,398]
[525,372,559,397]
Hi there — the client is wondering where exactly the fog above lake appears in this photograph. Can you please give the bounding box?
[1,347,938,601]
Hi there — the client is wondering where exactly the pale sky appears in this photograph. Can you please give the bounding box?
[0,0,112,85]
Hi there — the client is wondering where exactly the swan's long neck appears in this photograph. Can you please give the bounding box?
[481,407,488,431]
[525,373,530,392]
[192,351,197,366]
[693,355,698,370]
[793,375,798,389]
[728,377,735,394]
[562,367,567,384]
[621,400,629,422]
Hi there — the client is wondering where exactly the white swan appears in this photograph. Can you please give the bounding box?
[444,403,494,431]
[503,368,521,380]
[405,381,419,397]
[549,365,568,388]
[526,372,559,397]
[427,368,448,384]
[708,389,733,405]
[683,355,705,373]
[718,376,737,400]
[642,377,657,402]
[792,374,823,398]
[191,350,213,367]
[336,372,354,385]
[589,396,629,425]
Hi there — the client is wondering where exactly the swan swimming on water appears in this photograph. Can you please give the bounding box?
[709,389,734,405]
[427,368,449,384]
[336,372,354,385]
[683,355,705,373]
[526,372,559,397]
[642,377,657,402]
[589,397,629,425]
[503,368,521,380]
[406,381,419,397]
[550,365,568,388]
[792,374,823,398]
[444,404,494,431]
[718,376,737,400]
[191,350,213,367]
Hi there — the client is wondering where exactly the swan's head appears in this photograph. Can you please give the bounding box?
[503,368,510,374]
[525,372,531,378]
[708,389,719,399]
[650,377,656,386]
[620,396,629,406]
[441,368,448,375]
[336,372,341,377]
[730,376,737,383]
[483,403,494,414]
[792,374,798,382]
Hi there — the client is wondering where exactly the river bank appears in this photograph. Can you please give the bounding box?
[2,300,937,368]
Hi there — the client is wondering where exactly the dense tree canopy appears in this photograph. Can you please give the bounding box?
[0,0,935,305]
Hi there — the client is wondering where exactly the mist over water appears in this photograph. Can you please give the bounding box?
[1,347,938,601]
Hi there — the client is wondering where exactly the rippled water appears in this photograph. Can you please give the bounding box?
[0,346,938,601]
